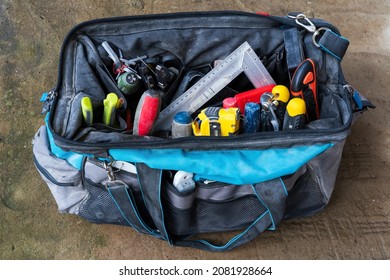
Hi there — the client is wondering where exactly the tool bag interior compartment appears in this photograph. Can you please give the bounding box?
[34,11,372,251]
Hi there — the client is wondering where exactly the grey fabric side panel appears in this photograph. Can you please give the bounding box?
[308,140,346,202]
[33,126,81,185]
[33,126,87,214]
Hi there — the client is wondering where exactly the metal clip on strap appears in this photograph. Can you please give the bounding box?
[289,13,317,32]
[287,14,350,61]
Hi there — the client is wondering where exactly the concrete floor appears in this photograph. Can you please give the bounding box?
[0,0,389,259]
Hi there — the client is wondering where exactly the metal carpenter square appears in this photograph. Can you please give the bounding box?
[154,41,275,131]
[242,49,275,88]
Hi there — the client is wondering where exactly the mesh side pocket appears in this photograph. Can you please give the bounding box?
[164,195,267,236]
[78,180,128,225]
[285,165,326,219]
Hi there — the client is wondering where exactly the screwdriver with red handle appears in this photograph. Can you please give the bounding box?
[133,89,162,136]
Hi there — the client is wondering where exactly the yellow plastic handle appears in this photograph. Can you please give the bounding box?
[286,98,306,117]
[81,96,93,126]
[272,85,290,103]
[103,93,119,126]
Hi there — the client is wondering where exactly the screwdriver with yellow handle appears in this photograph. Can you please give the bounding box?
[282,98,306,130]
[81,96,93,126]
[103,93,119,127]
[271,85,290,122]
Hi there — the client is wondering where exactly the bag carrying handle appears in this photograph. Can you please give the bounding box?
[135,163,172,243]
[106,180,163,238]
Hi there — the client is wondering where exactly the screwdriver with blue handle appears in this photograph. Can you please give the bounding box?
[283,98,306,130]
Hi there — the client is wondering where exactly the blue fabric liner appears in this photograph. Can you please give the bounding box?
[45,114,85,170]
[45,115,332,184]
[108,144,332,184]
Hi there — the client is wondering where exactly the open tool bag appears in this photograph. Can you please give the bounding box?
[33,11,373,252]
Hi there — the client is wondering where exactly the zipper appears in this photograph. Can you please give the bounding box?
[52,11,277,93]
[46,11,352,154]
[52,10,340,94]
[33,155,79,187]
[49,116,351,154]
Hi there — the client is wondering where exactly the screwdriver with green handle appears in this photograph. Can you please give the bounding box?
[81,96,93,126]
[103,93,119,127]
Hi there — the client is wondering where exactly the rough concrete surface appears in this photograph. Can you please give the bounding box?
[0,0,389,260]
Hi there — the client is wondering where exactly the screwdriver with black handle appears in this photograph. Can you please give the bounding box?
[271,85,290,123]
[290,58,319,122]
[283,98,306,130]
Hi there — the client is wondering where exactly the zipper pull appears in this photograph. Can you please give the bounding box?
[40,90,57,115]
[344,84,363,111]
[344,84,376,112]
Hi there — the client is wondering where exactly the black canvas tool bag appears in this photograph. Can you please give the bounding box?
[33,11,373,252]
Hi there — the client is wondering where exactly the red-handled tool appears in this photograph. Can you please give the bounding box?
[222,84,275,114]
[133,89,162,136]
[290,58,320,121]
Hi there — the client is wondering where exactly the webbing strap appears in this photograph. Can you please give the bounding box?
[107,180,161,237]
[284,27,305,80]
[317,29,350,61]
[136,163,172,244]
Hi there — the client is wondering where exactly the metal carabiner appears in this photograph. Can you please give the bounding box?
[103,160,116,182]
[312,27,332,47]
[288,13,317,33]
